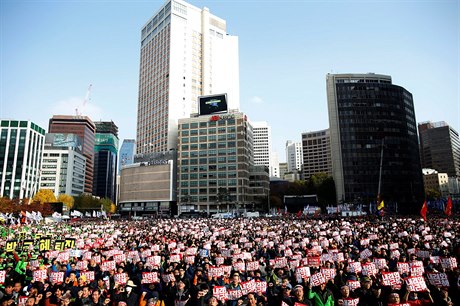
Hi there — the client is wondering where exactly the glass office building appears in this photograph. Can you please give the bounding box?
[418,121,460,178]
[327,73,424,214]
[0,120,45,199]
[93,121,119,203]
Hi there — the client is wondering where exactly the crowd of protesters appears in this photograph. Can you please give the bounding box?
[0,214,458,306]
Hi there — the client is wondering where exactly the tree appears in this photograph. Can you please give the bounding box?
[73,194,100,210]
[100,198,113,213]
[58,194,74,210]
[109,203,117,214]
[309,173,337,210]
[33,189,56,204]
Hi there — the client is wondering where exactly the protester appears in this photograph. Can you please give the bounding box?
[0,214,458,306]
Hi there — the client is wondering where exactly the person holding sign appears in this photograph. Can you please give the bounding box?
[402,287,434,305]
[306,281,334,306]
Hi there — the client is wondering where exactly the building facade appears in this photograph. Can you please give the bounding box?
[137,0,239,154]
[418,121,460,178]
[327,73,424,213]
[40,133,86,197]
[118,150,177,216]
[93,121,119,203]
[271,152,280,178]
[301,129,332,179]
[252,121,273,176]
[118,139,136,175]
[248,165,270,212]
[279,162,288,180]
[0,120,45,199]
[48,115,96,194]
[422,168,449,197]
[286,140,303,173]
[177,111,254,214]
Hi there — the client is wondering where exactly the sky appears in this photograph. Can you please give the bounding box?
[1,0,459,162]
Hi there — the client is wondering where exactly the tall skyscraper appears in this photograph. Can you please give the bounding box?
[0,120,45,199]
[118,139,136,174]
[327,73,424,213]
[418,121,460,178]
[301,129,332,179]
[137,0,239,154]
[252,121,273,176]
[40,133,86,197]
[93,121,119,203]
[48,115,96,194]
[285,140,303,173]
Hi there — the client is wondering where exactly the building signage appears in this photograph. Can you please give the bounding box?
[210,114,235,122]
[147,160,169,166]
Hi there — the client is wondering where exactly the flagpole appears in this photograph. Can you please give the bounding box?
[377,137,384,202]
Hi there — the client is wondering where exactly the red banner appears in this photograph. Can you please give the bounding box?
[381,272,401,287]
[426,273,449,287]
[405,276,427,292]
[141,272,159,284]
[49,272,64,284]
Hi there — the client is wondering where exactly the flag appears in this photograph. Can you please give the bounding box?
[296,210,302,218]
[377,200,384,210]
[445,196,452,217]
[420,201,427,221]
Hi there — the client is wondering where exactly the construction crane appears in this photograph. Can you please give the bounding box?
[75,84,92,116]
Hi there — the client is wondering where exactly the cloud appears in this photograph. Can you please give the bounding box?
[249,96,264,104]
[49,96,104,120]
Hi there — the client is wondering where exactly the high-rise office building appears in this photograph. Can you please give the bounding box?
[0,120,45,199]
[252,121,272,176]
[93,121,119,203]
[301,129,332,179]
[177,112,255,214]
[327,73,424,213]
[137,0,239,154]
[40,133,86,197]
[118,139,136,175]
[285,140,303,173]
[49,115,96,194]
[418,121,460,178]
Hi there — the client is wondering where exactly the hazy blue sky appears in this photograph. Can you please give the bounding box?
[1,0,458,162]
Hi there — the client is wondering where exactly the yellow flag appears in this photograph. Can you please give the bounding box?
[377,200,384,210]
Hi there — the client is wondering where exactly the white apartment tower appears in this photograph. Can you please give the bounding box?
[252,122,273,176]
[137,0,239,154]
[286,140,303,172]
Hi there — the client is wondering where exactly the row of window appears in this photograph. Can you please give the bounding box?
[181,148,237,158]
[181,120,237,129]
[181,134,236,143]
[181,164,237,172]
[181,172,237,179]
[180,156,237,165]
[180,179,238,188]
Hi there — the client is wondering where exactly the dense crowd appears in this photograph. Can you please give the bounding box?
[0,215,458,306]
